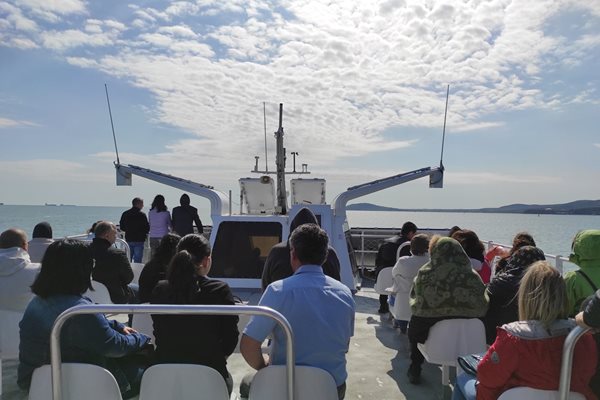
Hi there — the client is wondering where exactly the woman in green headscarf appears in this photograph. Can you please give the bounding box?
[406,236,488,384]
[564,230,600,316]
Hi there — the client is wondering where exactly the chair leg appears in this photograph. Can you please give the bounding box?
[0,358,3,396]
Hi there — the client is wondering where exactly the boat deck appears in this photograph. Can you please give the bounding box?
[1,280,452,400]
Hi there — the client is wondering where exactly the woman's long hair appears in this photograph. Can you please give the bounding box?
[166,234,211,303]
[518,261,568,328]
[151,194,168,212]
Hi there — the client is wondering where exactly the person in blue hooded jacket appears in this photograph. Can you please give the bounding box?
[18,239,151,399]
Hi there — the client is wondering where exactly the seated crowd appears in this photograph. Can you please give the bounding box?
[2,214,600,399]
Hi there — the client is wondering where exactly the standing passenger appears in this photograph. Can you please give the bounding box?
[148,195,171,257]
[119,197,150,263]
[28,222,54,263]
[151,234,238,395]
[375,221,417,314]
[241,224,355,399]
[171,193,203,236]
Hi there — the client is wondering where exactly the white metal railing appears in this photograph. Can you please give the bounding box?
[483,240,569,275]
[559,326,591,400]
[49,304,295,400]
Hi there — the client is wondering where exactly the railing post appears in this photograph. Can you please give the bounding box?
[555,255,563,274]
[360,231,365,267]
[558,326,590,400]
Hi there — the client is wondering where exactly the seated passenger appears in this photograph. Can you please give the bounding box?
[261,207,341,291]
[577,289,600,398]
[564,230,600,316]
[150,234,239,395]
[389,233,430,333]
[18,239,150,399]
[452,229,491,284]
[138,233,180,303]
[486,231,536,275]
[483,246,545,344]
[27,222,54,263]
[0,228,40,312]
[407,236,488,384]
[453,261,597,400]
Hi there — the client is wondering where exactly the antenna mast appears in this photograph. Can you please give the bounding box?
[275,103,287,215]
[105,83,120,165]
[440,84,449,169]
[263,102,268,172]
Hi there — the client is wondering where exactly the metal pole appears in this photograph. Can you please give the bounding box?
[51,304,296,400]
[558,326,589,400]
[229,190,232,215]
[440,84,449,168]
[105,84,120,165]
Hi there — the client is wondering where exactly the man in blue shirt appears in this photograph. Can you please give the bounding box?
[241,223,355,399]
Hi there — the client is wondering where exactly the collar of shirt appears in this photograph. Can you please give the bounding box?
[294,265,324,275]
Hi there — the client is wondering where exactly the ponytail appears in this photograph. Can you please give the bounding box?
[167,250,197,303]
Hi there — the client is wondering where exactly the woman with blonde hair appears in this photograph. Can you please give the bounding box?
[453,261,597,400]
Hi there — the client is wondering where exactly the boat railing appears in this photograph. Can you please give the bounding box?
[348,228,570,274]
[559,325,591,400]
[49,304,295,400]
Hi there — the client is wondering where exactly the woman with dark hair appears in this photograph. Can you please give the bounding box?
[18,239,151,399]
[28,222,54,263]
[138,233,181,302]
[148,194,171,257]
[452,230,491,284]
[150,234,239,394]
[483,246,546,344]
[485,232,536,275]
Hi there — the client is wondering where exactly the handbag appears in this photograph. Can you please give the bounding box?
[457,352,486,377]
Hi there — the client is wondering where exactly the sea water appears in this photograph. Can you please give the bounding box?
[1,205,599,260]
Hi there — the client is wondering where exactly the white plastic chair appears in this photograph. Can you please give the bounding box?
[374,267,394,296]
[0,310,23,395]
[498,387,585,400]
[139,364,229,400]
[417,318,486,385]
[130,262,145,285]
[248,365,338,400]
[390,290,411,322]
[395,241,412,261]
[84,281,113,304]
[28,363,122,400]
[131,312,155,344]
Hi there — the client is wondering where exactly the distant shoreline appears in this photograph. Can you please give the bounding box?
[347,201,600,216]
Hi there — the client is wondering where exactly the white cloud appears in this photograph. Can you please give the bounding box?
[0,2,38,32]
[0,159,105,182]
[41,28,119,50]
[158,25,197,38]
[0,117,38,128]
[595,143,600,149]
[16,0,86,15]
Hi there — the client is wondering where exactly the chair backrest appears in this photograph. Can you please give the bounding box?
[84,281,113,304]
[139,364,229,400]
[396,241,411,260]
[130,262,144,285]
[421,318,486,366]
[131,312,155,344]
[374,267,394,295]
[498,387,585,400]
[28,363,122,400]
[248,365,338,400]
[0,310,23,360]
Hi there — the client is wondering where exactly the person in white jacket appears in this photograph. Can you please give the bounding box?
[389,234,430,333]
[0,228,40,312]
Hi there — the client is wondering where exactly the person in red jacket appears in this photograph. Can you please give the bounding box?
[452,261,597,400]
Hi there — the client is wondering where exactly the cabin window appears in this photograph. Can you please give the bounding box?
[211,221,282,279]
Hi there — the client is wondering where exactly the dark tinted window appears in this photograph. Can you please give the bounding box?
[211,221,282,279]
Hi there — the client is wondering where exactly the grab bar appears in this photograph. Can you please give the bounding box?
[50,304,295,400]
[559,325,591,400]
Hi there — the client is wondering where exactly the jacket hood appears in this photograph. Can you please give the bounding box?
[569,230,600,268]
[502,319,575,340]
[0,247,32,276]
[289,208,318,234]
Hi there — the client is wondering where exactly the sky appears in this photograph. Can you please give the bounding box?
[0,0,599,217]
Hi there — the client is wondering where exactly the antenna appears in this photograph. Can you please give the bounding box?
[439,84,449,169]
[263,102,268,172]
[105,83,120,165]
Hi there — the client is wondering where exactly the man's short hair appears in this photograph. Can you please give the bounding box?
[132,197,143,207]
[94,221,115,238]
[180,193,190,206]
[410,234,430,256]
[0,228,27,249]
[289,223,329,266]
[401,221,417,236]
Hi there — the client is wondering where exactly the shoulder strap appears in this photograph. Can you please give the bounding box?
[576,269,599,291]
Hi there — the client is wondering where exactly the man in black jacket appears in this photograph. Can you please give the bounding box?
[90,221,136,304]
[172,193,204,236]
[374,221,417,313]
[261,207,341,291]
[119,197,149,263]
